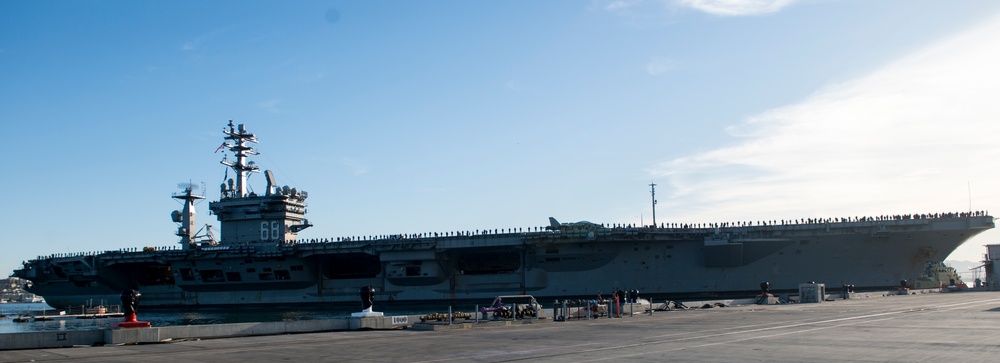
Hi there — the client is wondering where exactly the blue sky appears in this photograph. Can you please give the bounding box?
[3,0,1000,278]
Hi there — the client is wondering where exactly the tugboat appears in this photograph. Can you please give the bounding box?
[912,261,968,290]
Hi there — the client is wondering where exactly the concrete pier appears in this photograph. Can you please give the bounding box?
[1,315,416,350]
[3,291,1000,362]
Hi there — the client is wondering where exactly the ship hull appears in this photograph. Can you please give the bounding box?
[17,215,992,308]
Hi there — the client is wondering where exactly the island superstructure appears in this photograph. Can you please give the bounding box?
[13,121,995,308]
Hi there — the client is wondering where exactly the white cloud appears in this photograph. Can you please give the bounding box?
[297,71,327,83]
[649,14,1000,227]
[180,27,233,52]
[603,0,644,11]
[675,0,798,16]
[646,57,678,75]
[259,99,282,113]
[594,0,796,25]
[340,156,370,175]
[591,0,668,27]
[505,79,524,92]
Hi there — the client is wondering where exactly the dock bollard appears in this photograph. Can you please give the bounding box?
[113,287,150,328]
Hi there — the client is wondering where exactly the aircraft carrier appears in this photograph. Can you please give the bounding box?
[11,121,995,308]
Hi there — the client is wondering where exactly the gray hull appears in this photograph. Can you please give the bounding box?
[19,215,992,308]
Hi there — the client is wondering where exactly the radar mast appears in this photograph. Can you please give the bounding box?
[209,121,312,247]
[171,182,205,250]
[219,120,260,198]
[649,182,657,228]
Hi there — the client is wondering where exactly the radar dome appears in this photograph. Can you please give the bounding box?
[171,210,182,223]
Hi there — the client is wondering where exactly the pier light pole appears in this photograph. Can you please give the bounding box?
[650,182,657,228]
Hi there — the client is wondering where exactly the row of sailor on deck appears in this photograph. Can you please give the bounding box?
[29,210,990,260]
[281,209,991,245]
[633,210,990,230]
